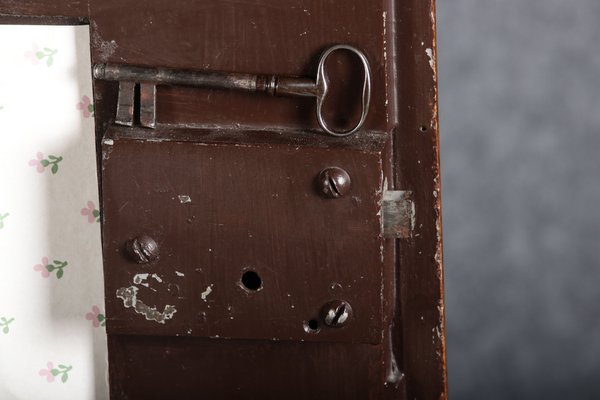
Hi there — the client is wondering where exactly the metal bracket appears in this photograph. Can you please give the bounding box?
[115,80,157,128]
[381,190,415,238]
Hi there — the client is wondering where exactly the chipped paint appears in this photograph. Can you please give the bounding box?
[151,273,162,283]
[91,21,118,62]
[175,271,185,277]
[116,286,176,324]
[429,0,447,383]
[103,138,114,146]
[178,195,192,204]
[100,40,118,59]
[425,48,435,71]
[382,10,389,124]
[133,273,149,287]
[382,11,387,62]
[200,284,213,301]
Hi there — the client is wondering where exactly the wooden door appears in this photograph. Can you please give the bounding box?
[0,1,447,398]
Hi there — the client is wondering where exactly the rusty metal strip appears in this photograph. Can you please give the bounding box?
[382,190,415,238]
[115,81,136,126]
[139,83,156,128]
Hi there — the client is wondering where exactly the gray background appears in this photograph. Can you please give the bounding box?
[438,0,600,399]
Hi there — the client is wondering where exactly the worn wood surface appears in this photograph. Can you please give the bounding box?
[89,0,389,133]
[0,1,447,398]
[101,125,386,344]
[394,1,448,398]
[0,0,87,22]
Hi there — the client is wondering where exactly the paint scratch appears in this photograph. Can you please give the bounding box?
[425,48,435,71]
[116,286,176,324]
[133,273,149,287]
[178,195,192,204]
[201,284,213,301]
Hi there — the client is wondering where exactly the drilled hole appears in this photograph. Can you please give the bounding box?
[241,270,262,291]
[419,125,428,132]
[304,319,320,334]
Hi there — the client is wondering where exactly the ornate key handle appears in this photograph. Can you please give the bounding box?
[315,45,372,137]
[93,44,372,137]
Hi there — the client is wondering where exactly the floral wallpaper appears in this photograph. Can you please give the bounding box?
[0,26,108,399]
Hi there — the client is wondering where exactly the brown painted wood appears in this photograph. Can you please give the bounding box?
[0,0,88,20]
[394,1,448,399]
[0,1,447,398]
[88,0,390,134]
[101,125,387,344]
[109,335,383,400]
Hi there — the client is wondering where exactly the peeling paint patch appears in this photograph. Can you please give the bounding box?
[133,273,149,287]
[103,138,114,146]
[382,10,389,123]
[116,286,177,324]
[425,48,435,71]
[91,21,119,62]
[178,195,192,204]
[382,11,387,61]
[100,40,118,60]
[151,273,163,283]
[201,284,213,301]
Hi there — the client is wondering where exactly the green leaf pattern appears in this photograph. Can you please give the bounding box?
[29,152,64,175]
[51,365,72,382]
[2,37,107,393]
[46,260,69,279]
[36,47,58,67]
[0,317,15,334]
[0,213,8,229]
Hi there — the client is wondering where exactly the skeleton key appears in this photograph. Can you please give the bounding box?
[93,44,372,137]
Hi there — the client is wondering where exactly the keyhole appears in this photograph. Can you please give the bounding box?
[304,319,320,334]
[241,270,262,291]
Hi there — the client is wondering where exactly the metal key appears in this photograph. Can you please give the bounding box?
[93,44,371,137]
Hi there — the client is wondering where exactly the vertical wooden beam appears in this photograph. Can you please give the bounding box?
[395,0,448,399]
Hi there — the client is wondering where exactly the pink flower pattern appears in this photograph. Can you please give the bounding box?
[28,152,63,174]
[76,95,94,118]
[33,257,50,278]
[25,44,40,65]
[38,362,72,383]
[81,201,100,223]
[39,362,55,382]
[4,32,100,392]
[33,257,69,279]
[28,152,45,173]
[85,306,106,328]
[24,44,58,67]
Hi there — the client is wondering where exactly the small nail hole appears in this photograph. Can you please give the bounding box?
[304,319,320,334]
[419,125,428,132]
[241,270,262,291]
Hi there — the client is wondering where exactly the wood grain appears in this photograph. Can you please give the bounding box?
[0,0,88,21]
